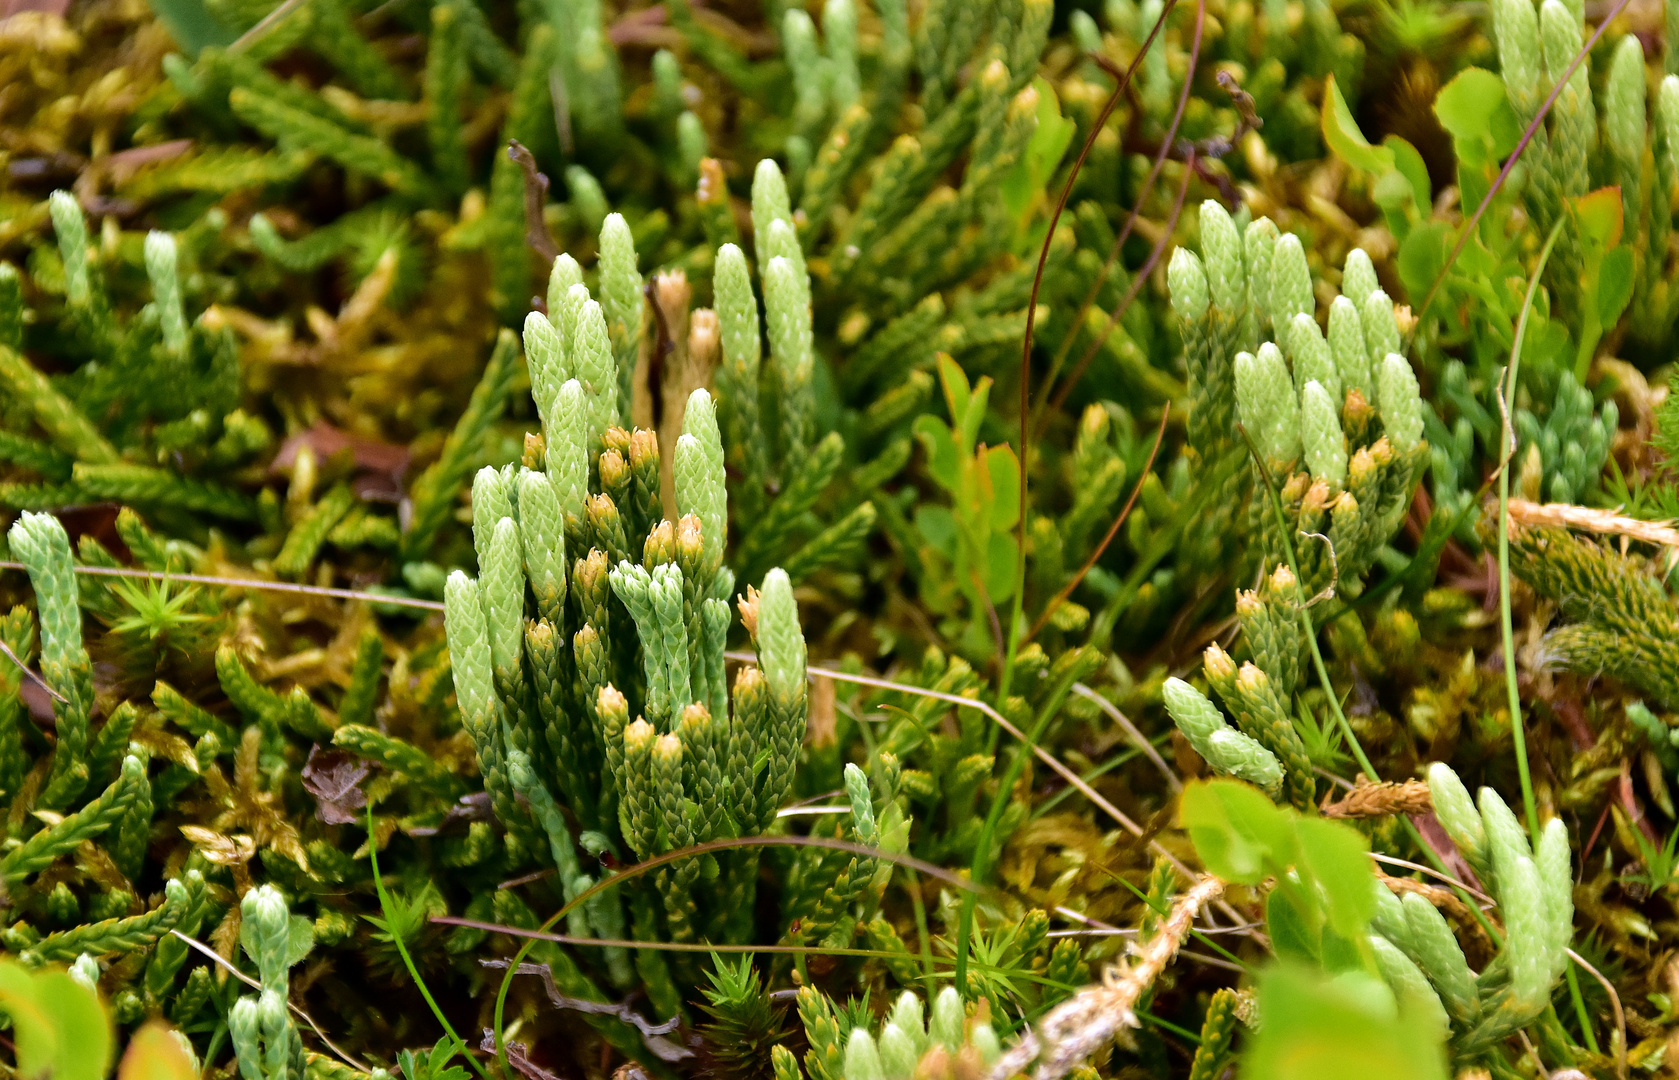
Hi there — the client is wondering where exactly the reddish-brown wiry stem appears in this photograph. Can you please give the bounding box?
[1023,403,1169,644]
[1003,0,1182,700]
[1049,151,1196,416]
[1038,0,1207,429]
[1412,0,1635,332]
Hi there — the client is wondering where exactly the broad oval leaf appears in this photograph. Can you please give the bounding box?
[1296,815,1378,942]
[1180,778,1293,884]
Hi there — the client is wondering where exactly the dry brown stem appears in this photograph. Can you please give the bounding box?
[1321,778,1432,819]
[1505,499,1679,555]
[987,875,1225,1080]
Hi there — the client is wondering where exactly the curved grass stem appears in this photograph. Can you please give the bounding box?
[1499,217,1566,842]
[1238,424,1377,781]
[366,804,492,1080]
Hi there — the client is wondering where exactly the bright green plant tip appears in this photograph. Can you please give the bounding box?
[1169,248,1211,321]
[1235,344,1301,465]
[1300,380,1348,486]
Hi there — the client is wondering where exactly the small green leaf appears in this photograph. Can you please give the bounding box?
[1320,74,1394,175]
[1266,888,1322,964]
[983,532,1018,601]
[1317,925,1372,974]
[983,444,1020,531]
[0,963,112,1080]
[286,913,316,968]
[1384,136,1432,215]
[0,963,61,1080]
[1433,68,1506,148]
[1295,817,1377,940]
[1596,245,1635,328]
[934,353,973,429]
[31,971,110,1080]
[1396,221,1451,302]
[913,504,959,559]
[912,415,961,493]
[147,0,240,56]
[1001,78,1076,223]
[959,377,993,455]
[1180,779,1292,884]
[1571,186,1624,249]
[1373,171,1418,239]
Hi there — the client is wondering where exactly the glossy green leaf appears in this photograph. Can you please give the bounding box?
[912,415,960,493]
[983,532,1018,601]
[0,963,60,1080]
[934,354,973,432]
[1321,74,1394,175]
[983,444,1020,531]
[913,504,958,559]
[1001,78,1076,224]
[1572,186,1624,249]
[146,0,239,56]
[1596,245,1635,328]
[1433,68,1505,149]
[286,913,316,968]
[1373,171,1418,239]
[1396,222,1451,302]
[0,963,112,1080]
[1266,887,1322,964]
[1296,816,1377,941]
[1385,136,1432,215]
[1180,778,1293,884]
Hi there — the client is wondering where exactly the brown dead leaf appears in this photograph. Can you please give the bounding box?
[301,745,369,825]
[272,421,411,485]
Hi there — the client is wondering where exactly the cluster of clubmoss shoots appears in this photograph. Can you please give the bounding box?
[1512,369,1617,505]
[443,235,819,1011]
[0,195,265,532]
[228,886,305,1080]
[1,512,216,1023]
[1162,564,1312,807]
[1491,0,1679,343]
[1386,765,1575,1061]
[826,988,1002,1080]
[1070,0,1363,166]
[1171,203,1426,595]
[1504,522,1679,711]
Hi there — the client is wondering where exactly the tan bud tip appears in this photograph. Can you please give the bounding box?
[599,449,628,487]
[1235,661,1269,694]
[737,584,761,639]
[629,427,660,468]
[523,432,546,469]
